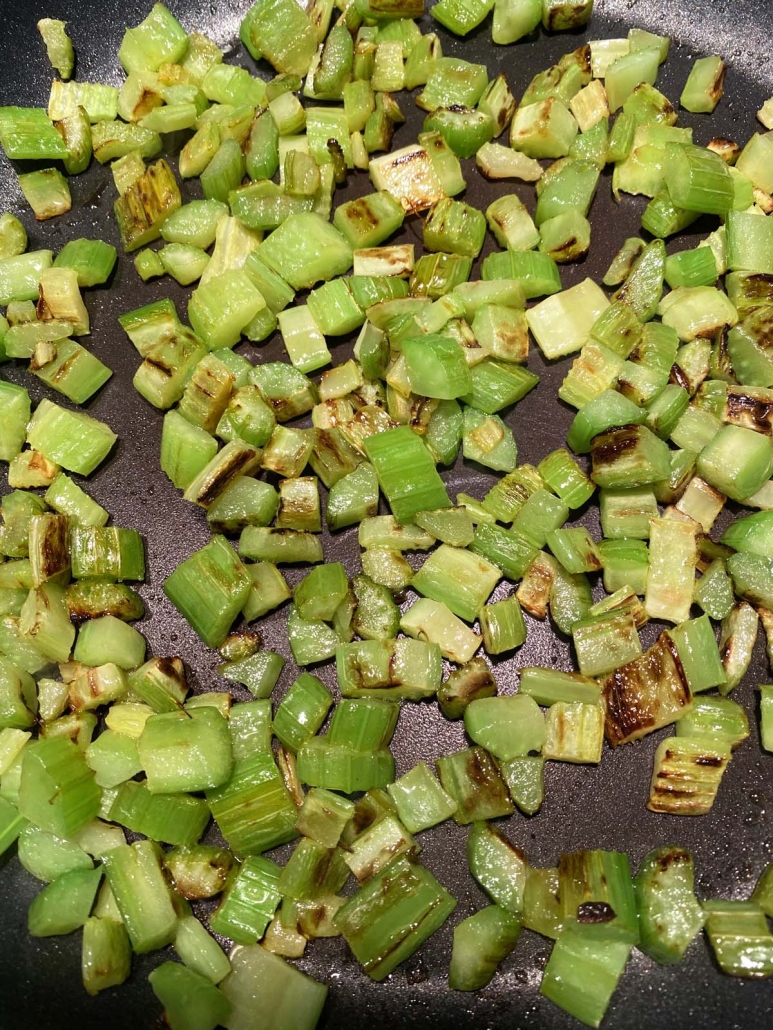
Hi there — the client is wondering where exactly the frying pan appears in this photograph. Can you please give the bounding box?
[0,1,772,1026]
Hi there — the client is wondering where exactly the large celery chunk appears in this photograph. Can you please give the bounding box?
[163,536,251,648]
[364,425,451,524]
[258,213,353,290]
[19,737,100,837]
[138,708,233,793]
[634,846,704,965]
[601,632,691,747]
[118,3,189,73]
[334,854,456,981]
[207,752,298,857]
[103,840,179,953]
[0,107,68,161]
[220,944,327,1030]
[541,925,632,1028]
[240,0,317,76]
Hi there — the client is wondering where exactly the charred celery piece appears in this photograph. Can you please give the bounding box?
[540,925,632,1028]
[681,55,726,113]
[703,900,773,978]
[114,160,181,252]
[558,850,638,944]
[436,747,513,824]
[719,601,759,695]
[601,632,691,747]
[183,441,260,508]
[337,638,441,700]
[296,788,354,849]
[590,424,671,489]
[467,821,526,914]
[334,854,456,982]
[163,536,250,648]
[31,339,112,405]
[449,905,521,991]
[437,658,496,720]
[634,846,704,965]
[647,736,730,815]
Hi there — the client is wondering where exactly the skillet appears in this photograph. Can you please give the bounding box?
[0,0,772,1026]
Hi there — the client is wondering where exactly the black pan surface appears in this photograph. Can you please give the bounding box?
[0,1,772,1027]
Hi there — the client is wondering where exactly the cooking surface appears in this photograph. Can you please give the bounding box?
[0,1,772,1027]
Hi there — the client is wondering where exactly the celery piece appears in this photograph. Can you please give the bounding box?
[634,846,704,965]
[150,961,231,1030]
[676,696,749,750]
[188,269,265,350]
[241,565,291,623]
[206,751,298,856]
[297,739,394,793]
[543,701,603,763]
[558,849,639,945]
[368,143,447,215]
[333,193,404,253]
[118,3,188,73]
[670,614,726,694]
[572,610,642,678]
[85,730,142,789]
[337,638,441,701]
[520,667,600,707]
[363,425,450,524]
[541,924,631,1026]
[436,747,513,824]
[241,0,317,75]
[110,781,209,847]
[680,54,726,114]
[386,762,457,833]
[601,632,691,746]
[718,601,759,694]
[334,854,455,981]
[698,424,773,502]
[0,107,68,161]
[526,278,608,360]
[114,159,181,252]
[19,737,100,837]
[81,916,131,995]
[221,944,326,1028]
[509,98,578,160]
[412,543,499,624]
[210,854,281,944]
[18,168,71,221]
[165,846,233,900]
[28,866,103,938]
[465,695,544,761]
[400,598,479,663]
[70,527,144,582]
[0,251,53,307]
[0,213,26,259]
[138,708,232,794]
[449,904,521,991]
[295,788,354,849]
[273,675,332,754]
[258,212,352,290]
[103,840,178,953]
[644,518,698,624]
[0,382,30,462]
[92,120,161,163]
[161,411,218,490]
[647,736,730,815]
[18,825,93,883]
[73,616,145,670]
[703,900,773,979]
[26,398,116,477]
[164,536,251,648]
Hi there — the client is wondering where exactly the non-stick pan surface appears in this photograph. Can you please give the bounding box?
[0,1,772,1027]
